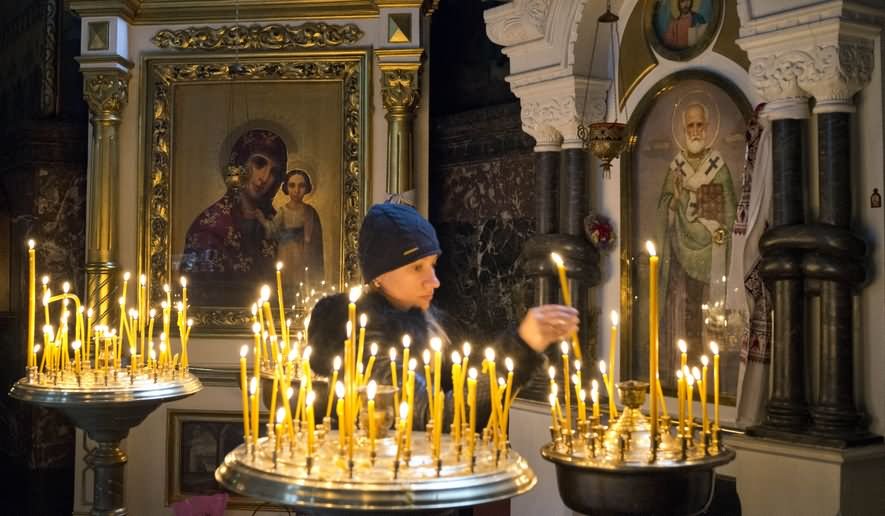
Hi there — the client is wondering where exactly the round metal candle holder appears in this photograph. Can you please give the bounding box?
[10,371,203,516]
[540,380,735,516]
[216,431,537,514]
[260,368,330,417]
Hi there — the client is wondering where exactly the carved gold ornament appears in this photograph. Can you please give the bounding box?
[380,67,420,112]
[83,72,130,118]
[151,23,364,51]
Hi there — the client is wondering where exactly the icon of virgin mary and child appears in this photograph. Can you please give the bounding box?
[179,129,324,305]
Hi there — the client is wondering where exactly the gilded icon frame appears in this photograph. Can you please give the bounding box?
[619,70,751,405]
[139,51,369,335]
[643,0,723,62]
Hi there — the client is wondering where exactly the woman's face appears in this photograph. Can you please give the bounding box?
[287,174,309,203]
[375,254,440,311]
[245,153,277,201]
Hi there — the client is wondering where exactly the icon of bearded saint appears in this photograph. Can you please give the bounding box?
[655,98,736,379]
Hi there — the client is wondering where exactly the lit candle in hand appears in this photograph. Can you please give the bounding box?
[550,252,571,306]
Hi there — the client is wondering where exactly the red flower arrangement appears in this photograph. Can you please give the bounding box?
[584,213,616,252]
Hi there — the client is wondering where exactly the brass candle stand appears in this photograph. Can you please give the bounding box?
[10,367,202,516]
[541,380,734,516]
[216,428,536,515]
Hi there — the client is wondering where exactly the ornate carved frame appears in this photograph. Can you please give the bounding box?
[139,51,369,335]
[619,69,750,404]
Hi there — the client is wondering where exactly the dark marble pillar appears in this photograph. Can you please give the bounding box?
[562,148,586,237]
[534,150,560,305]
[753,114,810,434]
[809,110,879,444]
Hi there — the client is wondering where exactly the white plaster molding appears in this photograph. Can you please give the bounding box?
[748,50,813,103]
[513,74,609,149]
[762,97,811,120]
[484,0,552,48]
[799,40,874,103]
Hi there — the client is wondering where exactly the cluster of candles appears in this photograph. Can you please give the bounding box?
[23,240,192,385]
[548,245,723,461]
[238,283,519,478]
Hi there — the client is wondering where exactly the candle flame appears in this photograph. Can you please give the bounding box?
[402,334,411,348]
[370,342,378,356]
[484,347,495,362]
[498,377,506,387]
[430,337,442,352]
[163,283,171,293]
[302,346,312,360]
[389,347,397,361]
[692,366,701,381]
[598,360,607,374]
[574,359,582,371]
[240,345,248,358]
[87,308,93,317]
[149,308,156,317]
[304,315,310,329]
[452,351,461,363]
[551,383,559,395]
[124,272,131,281]
[462,342,471,356]
[349,285,362,303]
[469,367,478,380]
[645,241,656,256]
[676,370,683,380]
[579,389,586,401]
[678,339,687,353]
[149,350,156,360]
[129,346,135,355]
[550,252,564,267]
[72,340,81,350]
[251,304,258,315]
[686,373,695,386]
[260,285,271,301]
[140,274,146,285]
[399,401,409,421]
[591,388,599,403]
[548,393,557,407]
[409,358,417,371]
[288,349,297,361]
[505,357,514,372]
[422,349,431,364]
[41,275,49,285]
[346,321,352,338]
[610,310,619,326]
[572,373,579,385]
[179,276,187,288]
[249,377,258,394]
[62,281,70,293]
[560,341,569,355]
[359,313,367,328]
[252,322,261,334]
[548,366,556,379]
[27,239,35,249]
[276,407,286,423]
[710,341,719,355]
[34,344,41,354]
[286,387,294,399]
[701,355,709,366]
[276,261,283,271]
[336,381,345,398]
[367,380,377,400]
[306,390,316,406]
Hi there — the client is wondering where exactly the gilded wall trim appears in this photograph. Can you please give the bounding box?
[144,53,368,334]
[151,23,364,51]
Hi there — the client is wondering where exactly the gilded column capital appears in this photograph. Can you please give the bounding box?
[82,70,131,121]
[379,64,422,115]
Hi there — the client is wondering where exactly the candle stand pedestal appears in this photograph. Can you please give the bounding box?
[216,431,536,515]
[10,372,202,516]
[541,381,735,516]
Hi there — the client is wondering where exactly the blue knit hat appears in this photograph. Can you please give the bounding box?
[358,203,441,282]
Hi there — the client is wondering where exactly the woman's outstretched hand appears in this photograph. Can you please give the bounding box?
[518,305,580,352]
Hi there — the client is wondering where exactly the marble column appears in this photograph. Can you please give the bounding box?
[754,98,811,434]
[77,56,132,327]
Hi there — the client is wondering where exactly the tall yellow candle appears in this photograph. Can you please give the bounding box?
[73,340,82,375]
[336,381,345,450]
[119,272,130,340]
[502,357,515,441]
[677,369,685,433]
[467,368,478,460]
[678,338,688,432]
[250,377,259,447]
[422,350,434,420]
[240,346,251,443]
[550,252,582,360]
[180,276,188,336]
[711,342,720,432]
[27,240,36,369]
[400,334,411,396]
[367,380,377,457]
[451,351,462,445]
[405,358,417,453]
[609,311,619,390]
[274,407,285,462]
[560,342,572,434]
[305,390,316,456]
[326,355,341,419]
[599,360,617,419]
[356,313,367,381]
[700,356,709,437]
[646,241,658,447]
[85,308,93,367]
[275,262,288,344]
[656,371,670,418]
[484,348,502,443]
[591,382,600,419]
[686,372,695,439]
[347,287,361,345]
[268,363,280,433]
[389,347,400,418]
[574,360,583,401]
[363,343,378,385]
[578,388,587,424]
[548,393,559,432]
[431,337,443,422]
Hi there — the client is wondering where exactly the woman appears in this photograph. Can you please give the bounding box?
[308,203,578,430]
[259,169,325,294]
